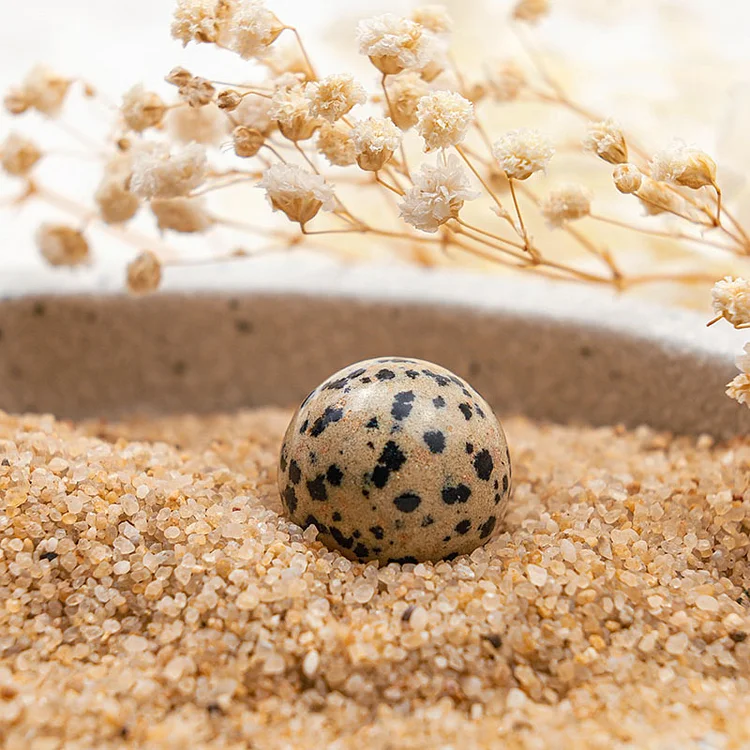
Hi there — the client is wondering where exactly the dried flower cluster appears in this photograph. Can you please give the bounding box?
[1,0,749,407]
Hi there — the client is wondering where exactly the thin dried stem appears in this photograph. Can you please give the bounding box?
[286,27,318,80]
[590,213,738,254]
[375,173,405,196]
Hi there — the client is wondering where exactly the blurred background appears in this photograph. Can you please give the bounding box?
[1,0,749,303]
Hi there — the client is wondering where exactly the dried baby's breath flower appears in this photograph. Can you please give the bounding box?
[120,85,166,132]
[151,197,212,233]
[415,90,473,151]
[418,46,447,83]
[129,142,207,199]
[540,183,592,227]
[171,0,228,46]
[4,89,28,115]
[399,154,478,232]
[217,89,242,111]
[357,14,434,75]
[0,133,42,176]
[727,344,750,405]
[512,0,549,23]
[316,122,357,167]
[410,5,453,35]
[36,224,90,266]
[165,66,193,88]
[269,84,321,141]
[261,43,310,80]
[712,277,750,328]
[126,250,162,294]
[234,94,274,134]
[166,103,229,145]
[258,163,335,225]
[6,65,71,117]
[305,75,366,123]
[583,118,628,165]
[224,0,284,60]
[492,128,554,180]
[177,76,216,108]
[95,155,139,224]
[650,143,717,190]
[386,72,429,130]
[727,372,750,406]
[636,177,682,216]
[351,117,402,171]
[613,163,643,194]
[233,126,265,157]
[487,61,526,102]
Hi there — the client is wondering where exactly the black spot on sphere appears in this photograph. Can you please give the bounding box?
[372,441,406,488]
[391,390,416,421]
[422,369,450,386]
[502,474,509,493]
[423,430,445,454]
[473,449,494,481]
[304,514,328,535]
[323,376,349,390]
[282,486,297,513]
[347,367,366,380]
[369,525,385,540]
[458,403,473,421]
[365,416,379,429]
[353,530,361,538]
[433,396,446,408]
[306,475,328,501]
[366,441,375,450]
[465,442,474,454]
[455,519,471,535]
[279,452,287,472]
[443,535,452,542]
[475,403,486,419]
[390,556,418,565]
[405,369,420,379]
[326,464,343,486]
[493,478,499,490]
[421,515,434,527]
[332,511,342,522]
[442,483,472,505]
[354,543,369,559]
[393,492,421,513]
[376,369,396,381]
[361,376,372,384]
[494,493,501,504]
[289,460,302,485]
[330,527,354,549]
[479,516,497,539]
[299,419,309,434]
[310,406,344,437]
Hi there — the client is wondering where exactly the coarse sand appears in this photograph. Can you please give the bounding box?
[0,407,749,749]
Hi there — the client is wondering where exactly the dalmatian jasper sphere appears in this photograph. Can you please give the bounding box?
[278,357,512,564]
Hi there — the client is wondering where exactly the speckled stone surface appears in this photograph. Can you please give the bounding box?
[277,357,511,563]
